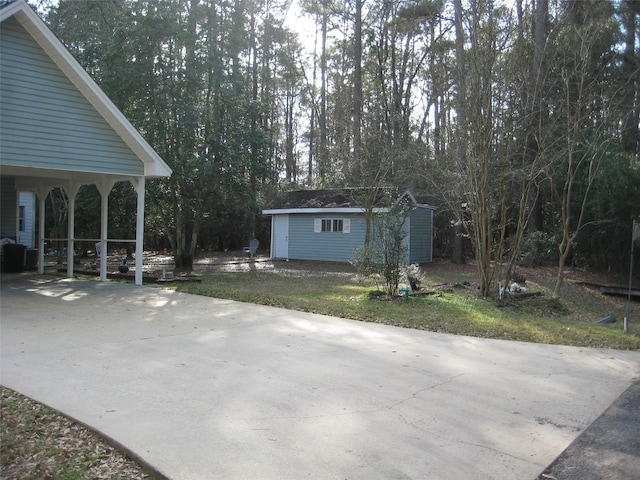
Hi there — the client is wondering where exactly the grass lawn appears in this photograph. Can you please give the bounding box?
[170,259,640,350]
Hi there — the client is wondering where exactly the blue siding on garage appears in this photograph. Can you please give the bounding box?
[408,207,433,263]
[0,18,144,175]
[288,214,367,262]
[267,204,434,264]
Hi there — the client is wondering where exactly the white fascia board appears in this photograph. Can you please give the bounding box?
[415,203,438,210]
[0,0,23,21]
[262,207,390,215]
[15,171,134,192]
[5,1,172,178]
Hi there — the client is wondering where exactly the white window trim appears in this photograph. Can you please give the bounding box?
[314,218,350,233]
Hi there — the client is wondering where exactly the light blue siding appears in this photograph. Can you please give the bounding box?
[288,214,366,262]
[408,207,433,263]
[269,206,433,264]
[0,18,144,175]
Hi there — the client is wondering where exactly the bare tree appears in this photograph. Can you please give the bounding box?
[543,1,616,298]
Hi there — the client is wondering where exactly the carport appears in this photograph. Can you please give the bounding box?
[0,0,171,285]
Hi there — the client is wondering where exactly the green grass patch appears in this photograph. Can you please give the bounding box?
[171,266,640,350]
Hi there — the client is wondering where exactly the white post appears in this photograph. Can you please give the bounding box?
[65,183,81,279]
[14,190,20,243]
[35,185,51,275]
[96,178,116,282]
[132,177,145,286]
[100,190,108,281]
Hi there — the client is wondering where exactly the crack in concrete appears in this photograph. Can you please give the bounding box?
[387,373,468,410]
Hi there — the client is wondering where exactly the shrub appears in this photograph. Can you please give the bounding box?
[520,231,558,266]
[350,204,410,296]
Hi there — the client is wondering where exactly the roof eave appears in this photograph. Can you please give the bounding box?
[262,207,390,215]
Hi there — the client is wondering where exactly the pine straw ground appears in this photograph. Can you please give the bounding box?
[0,387,161,480]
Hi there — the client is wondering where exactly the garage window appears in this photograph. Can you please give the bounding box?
[314,218,350,233]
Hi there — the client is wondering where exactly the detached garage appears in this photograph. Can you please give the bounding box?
[262,188,435,264]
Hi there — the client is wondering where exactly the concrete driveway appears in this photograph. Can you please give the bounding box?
[1,275,639,479]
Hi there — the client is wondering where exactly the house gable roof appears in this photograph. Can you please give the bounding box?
[267,188,370,209]
[0,0,171,179]
[262,188,436,215]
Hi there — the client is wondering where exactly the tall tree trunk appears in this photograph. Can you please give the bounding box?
[621,0,639,158]
[527,0,548,232]
[353,0,363,178]
[309,17,317,183]
[319,2,328,183]
[452,0,466,265]
[551,0,608,298]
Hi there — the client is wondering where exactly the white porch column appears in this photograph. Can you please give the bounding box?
[64,183,82,278]
[35,186,51,275]
[14,190,20,243]
[131,177,145,286]
[96,178,116,282]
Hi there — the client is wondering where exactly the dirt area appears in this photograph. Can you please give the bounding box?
[57,250,636,296]
[146,251,357,275]
[68,250,359,280]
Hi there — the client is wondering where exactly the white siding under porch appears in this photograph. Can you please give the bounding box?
[18,191,35,248]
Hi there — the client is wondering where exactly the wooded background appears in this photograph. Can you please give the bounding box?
[35,0,639,294]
